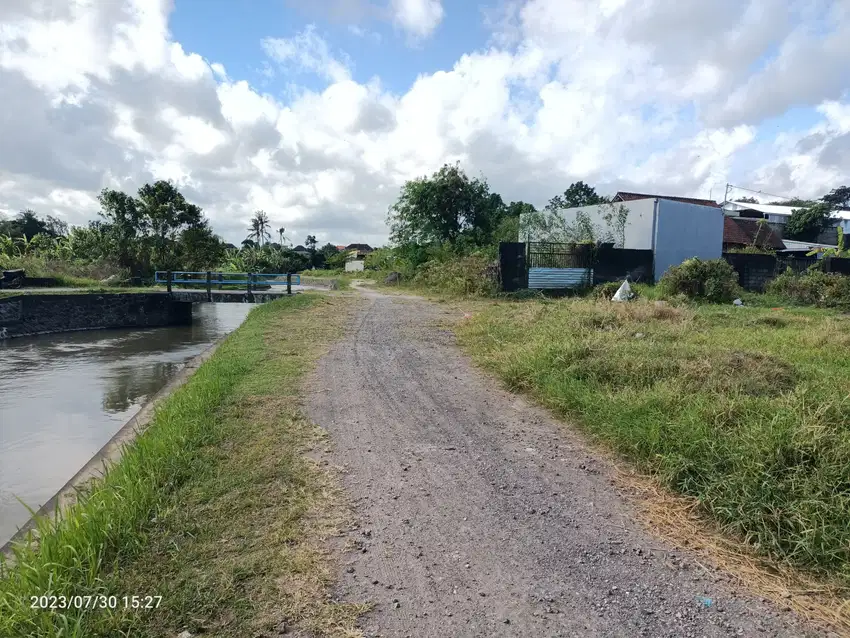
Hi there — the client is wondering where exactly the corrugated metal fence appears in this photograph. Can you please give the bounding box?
[528,267,593,289]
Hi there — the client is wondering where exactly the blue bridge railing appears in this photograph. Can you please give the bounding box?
[154,271,301,297]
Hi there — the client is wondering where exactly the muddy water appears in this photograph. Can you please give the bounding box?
[0,303,253,545]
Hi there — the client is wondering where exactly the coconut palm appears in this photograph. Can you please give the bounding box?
[246,210,271,247]
[277,227,287,246]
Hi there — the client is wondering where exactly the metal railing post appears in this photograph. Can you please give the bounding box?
[166,270,172,293]
[287,272,292,295]
[247,273,252,294]
[206,271,212,302]
[218,273,223,290]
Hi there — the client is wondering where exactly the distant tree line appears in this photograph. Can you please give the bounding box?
[0,182,344,280]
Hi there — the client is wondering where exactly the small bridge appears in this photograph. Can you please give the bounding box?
[155,271,303,303]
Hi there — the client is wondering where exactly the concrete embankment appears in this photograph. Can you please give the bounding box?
[0,292,192,339]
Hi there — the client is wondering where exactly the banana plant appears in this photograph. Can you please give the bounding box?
[807,226,850,258]
[0,234,16,257]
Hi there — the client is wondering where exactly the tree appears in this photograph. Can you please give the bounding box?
[247,210,271,247]
[493,201,538,246]
[305,234,317,252]
[785,202,832,241]
[136,181,204,269]
[179,221,226,271]
[546,181,607,211]
[735,196,759,204]
[0,210,66,239]
[325,250,349,270]
[319,242,339,259]
[98,189,142,269]
[822,186,850,210]
[277,227,287,246]
[96,181,215,273]
[387,162,506,248]
[504,201,537,218]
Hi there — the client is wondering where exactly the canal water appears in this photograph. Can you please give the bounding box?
[0,303,253,545]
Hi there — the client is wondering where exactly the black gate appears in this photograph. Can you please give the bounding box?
[526,242,594,269]
[499,242,527,291]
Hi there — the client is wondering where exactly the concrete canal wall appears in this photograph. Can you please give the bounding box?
[0,293,192,339]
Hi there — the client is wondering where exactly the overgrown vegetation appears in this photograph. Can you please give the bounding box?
[456,297,850,586]
[411,254,498,296]
[785,186,850,241]
[0,295,364,637]
[767,269,850,308]
[658,257,742,302]
[0,191,330,286]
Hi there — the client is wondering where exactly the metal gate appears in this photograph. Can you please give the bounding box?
[499,242,527,292]
[526,242,593,290]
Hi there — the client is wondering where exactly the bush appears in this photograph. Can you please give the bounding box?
[766,268,850,307]
[0,253,127,282]
[412,254,498,296]
[659,258,741,303]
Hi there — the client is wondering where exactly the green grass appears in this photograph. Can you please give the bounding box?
[455,296,850,587]
[299,269,360,290]
[0,294,364,637]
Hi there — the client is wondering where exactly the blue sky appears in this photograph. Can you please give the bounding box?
[170,0,493,98]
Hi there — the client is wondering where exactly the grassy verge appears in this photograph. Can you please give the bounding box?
[454,296,850,589]
[300,270,360,290]
[0,294,364,637]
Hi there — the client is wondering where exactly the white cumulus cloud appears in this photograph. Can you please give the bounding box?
[390,0,444,39]
[0,0,847,247]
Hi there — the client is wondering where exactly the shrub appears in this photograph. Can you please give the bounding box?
[0,253,127,282]
[766,268,850,307]
[658,258,741,303]
[412,253,498,296]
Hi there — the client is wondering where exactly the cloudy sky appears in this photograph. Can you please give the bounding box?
[0,0,848,247]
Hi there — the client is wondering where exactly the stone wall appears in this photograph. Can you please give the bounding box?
[0,293,192,339]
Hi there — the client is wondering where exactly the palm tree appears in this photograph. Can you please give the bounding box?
[246,210,271,247]
[278,227,287,247]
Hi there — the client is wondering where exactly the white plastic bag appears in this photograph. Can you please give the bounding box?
[611,280,633,302]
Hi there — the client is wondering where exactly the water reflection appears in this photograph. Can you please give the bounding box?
[101,361,182,412]
[0,303,252,544]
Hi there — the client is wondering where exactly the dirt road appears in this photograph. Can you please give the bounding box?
[307,289,824,638]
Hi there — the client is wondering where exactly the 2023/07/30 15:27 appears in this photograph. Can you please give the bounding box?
[30,594,163,610]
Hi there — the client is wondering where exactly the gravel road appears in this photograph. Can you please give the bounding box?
[307,289,825,638]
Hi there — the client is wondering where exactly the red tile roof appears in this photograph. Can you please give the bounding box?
[614,191,721,208]
[723,217,786,250]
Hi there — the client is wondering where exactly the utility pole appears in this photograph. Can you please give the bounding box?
[724,183,730,204]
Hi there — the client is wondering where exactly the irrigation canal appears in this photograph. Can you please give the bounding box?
[0,302,253,545]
